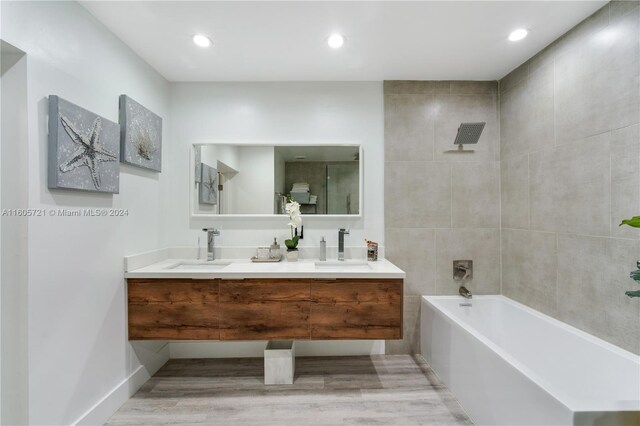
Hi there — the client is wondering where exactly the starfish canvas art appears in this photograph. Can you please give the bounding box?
[119,95,162,172]
[48,96,120,193]
[199,163,218,205]
[59,115,117,189]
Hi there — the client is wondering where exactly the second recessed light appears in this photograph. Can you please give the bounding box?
[193,34,212,48]
[328,34,345,49]
[508,29,528,42]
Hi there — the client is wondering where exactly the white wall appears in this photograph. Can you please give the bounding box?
[167,82,385,252]
[233,146,274,214]
[1,43,29,426]
[167,81,385,359]
[1,2,171,424]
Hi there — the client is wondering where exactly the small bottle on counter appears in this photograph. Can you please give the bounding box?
[270,238,281,258]
[319,236,327,261]
[366,239,379,261]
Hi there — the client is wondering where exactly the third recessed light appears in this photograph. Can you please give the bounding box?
[193,34,212,48]
[508,29,528,42]
[328,34,345,49]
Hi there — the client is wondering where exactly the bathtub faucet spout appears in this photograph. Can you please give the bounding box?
[459,286,472,299]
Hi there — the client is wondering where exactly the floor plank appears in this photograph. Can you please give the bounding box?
[106,355,473,426]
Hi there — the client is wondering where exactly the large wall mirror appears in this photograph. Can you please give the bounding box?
[191,144,362,217]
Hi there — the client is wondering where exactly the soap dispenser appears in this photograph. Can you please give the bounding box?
[270,238,281,258]
[319,236,327,261]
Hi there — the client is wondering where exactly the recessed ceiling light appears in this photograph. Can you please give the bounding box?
[327,34,345,49]
[508,29,528,42]
[193,34,211,48]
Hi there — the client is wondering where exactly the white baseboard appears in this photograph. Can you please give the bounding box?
[170,340,385,359]
[72,344,169,426]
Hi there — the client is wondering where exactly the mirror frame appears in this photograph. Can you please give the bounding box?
[189,142,364,219]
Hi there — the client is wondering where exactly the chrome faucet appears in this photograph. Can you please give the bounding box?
[338,228,350,261]
[459,286,472,299]
[202,228,220,261]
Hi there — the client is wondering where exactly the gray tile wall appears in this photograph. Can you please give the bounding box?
[384,81,501,354]
[385,1,640,356]
[499,1,640,354]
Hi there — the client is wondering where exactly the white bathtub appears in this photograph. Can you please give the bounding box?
[421,295,640,426]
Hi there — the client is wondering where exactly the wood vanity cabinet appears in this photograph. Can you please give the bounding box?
[310,279,403,340]
[127,278,403,341]
[219,279,311,340]
[127,279,220,340]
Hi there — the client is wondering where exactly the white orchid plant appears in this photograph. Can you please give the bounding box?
[285,199,302,250]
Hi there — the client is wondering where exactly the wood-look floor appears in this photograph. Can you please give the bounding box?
[106,355,473,425]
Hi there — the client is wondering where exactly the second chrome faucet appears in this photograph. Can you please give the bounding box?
[202,228,220,261]
[338,228,350,261]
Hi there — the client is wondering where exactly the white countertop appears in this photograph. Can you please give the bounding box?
[125,258,405,280]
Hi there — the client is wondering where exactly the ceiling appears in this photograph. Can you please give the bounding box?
[81,1,607,82]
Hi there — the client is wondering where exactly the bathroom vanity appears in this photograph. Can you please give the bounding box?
[125,142,404,342]
[125,259,404,341]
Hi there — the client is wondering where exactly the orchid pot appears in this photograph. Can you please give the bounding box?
[286,249,299,262]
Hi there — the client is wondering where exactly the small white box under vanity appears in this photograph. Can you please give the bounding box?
[264,340,295,385]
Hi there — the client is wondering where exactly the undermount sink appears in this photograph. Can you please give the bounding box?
[167,260,231,271]
[314,260,371,270]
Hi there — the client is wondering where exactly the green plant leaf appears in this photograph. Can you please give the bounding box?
[631,269,640,283]
[619,216,640,228]
[284,236,299,249]
[625,290,640,298]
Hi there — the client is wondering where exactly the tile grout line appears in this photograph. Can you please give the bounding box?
[555,232,559,314]
[502,127,616,162]
[432,94,437,161]
[500,227,639,242]
[449,163,453,231]
[498,79,503,296]
[527,153,531,231]
[434,228,438,295]
[552,51,559,316]
[610,132,613,238]
[386,226,502,230]
[552,54,557,149]
[386,160,504,165]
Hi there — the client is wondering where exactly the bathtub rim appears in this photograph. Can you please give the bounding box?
[422,294,640,413]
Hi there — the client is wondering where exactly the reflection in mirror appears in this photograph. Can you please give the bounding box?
[192,144,361,216]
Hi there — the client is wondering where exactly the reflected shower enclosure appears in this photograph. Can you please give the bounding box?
[325,163,359,214]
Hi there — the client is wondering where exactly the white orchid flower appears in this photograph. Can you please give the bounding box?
[288,216,302,227]
[285,200,302,248]
[285,201,301,215]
